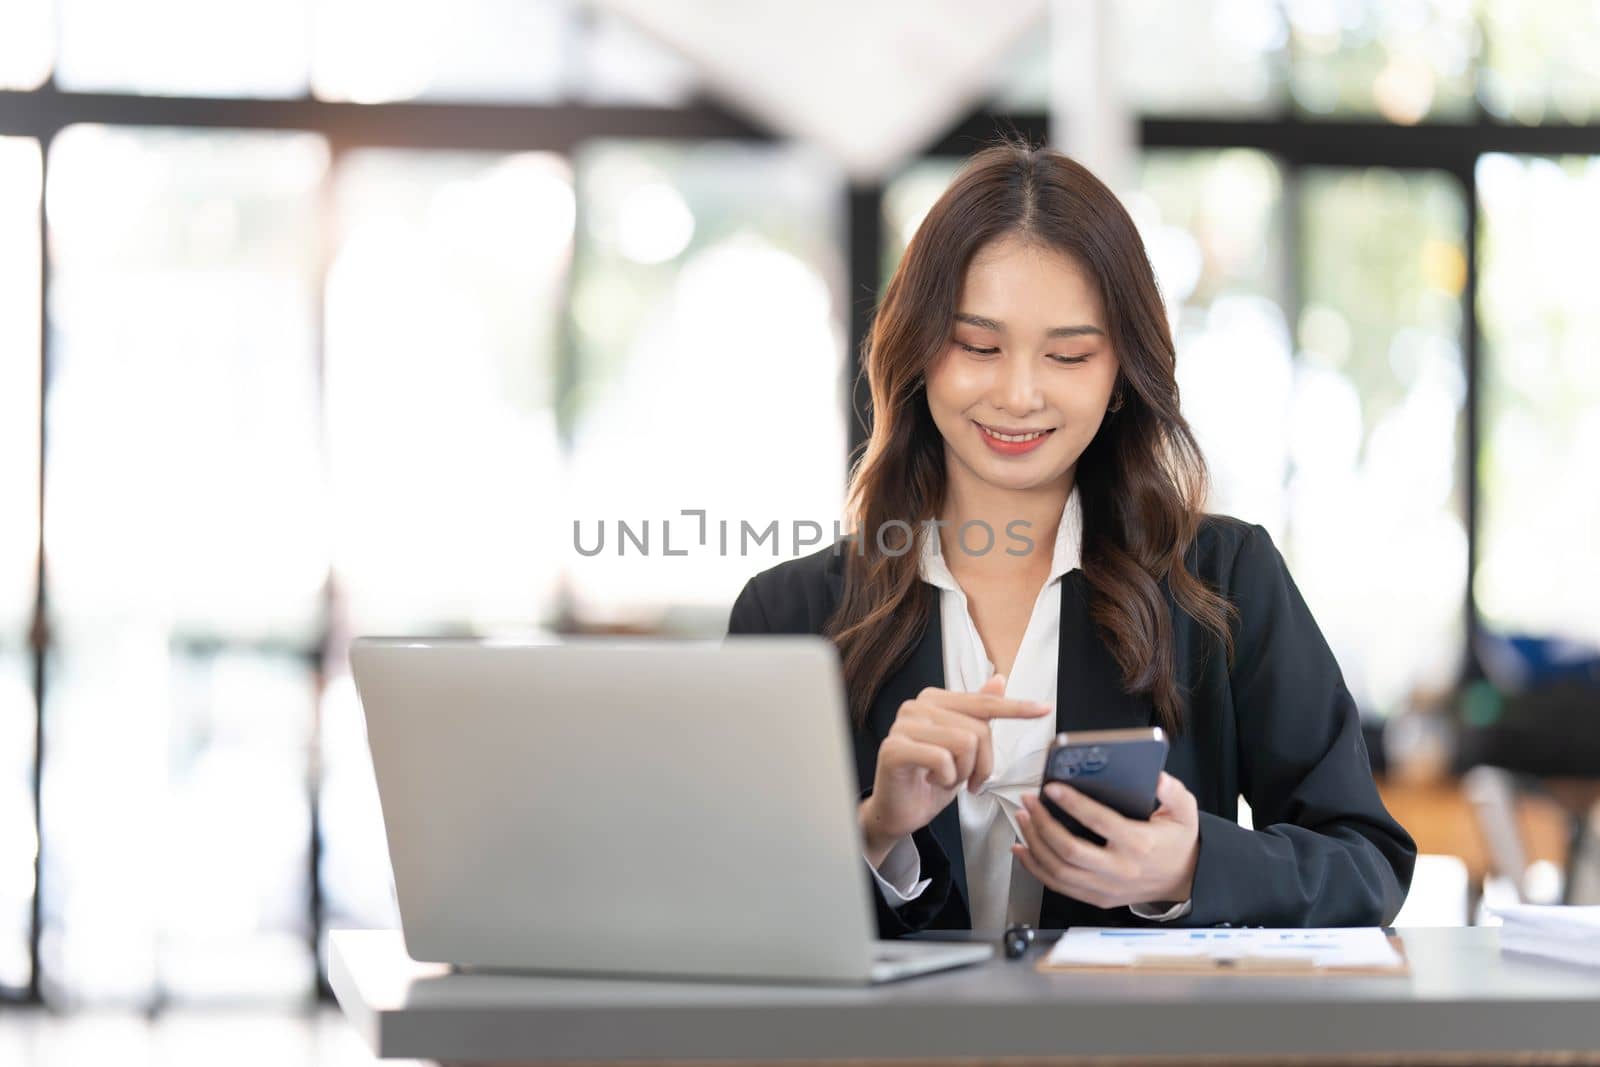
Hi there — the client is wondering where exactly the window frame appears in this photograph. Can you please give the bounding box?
[5,45,1600,1009]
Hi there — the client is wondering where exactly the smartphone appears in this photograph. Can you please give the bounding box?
[1038,726,1169,846]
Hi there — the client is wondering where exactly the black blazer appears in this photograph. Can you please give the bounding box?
[725,514,1416,936]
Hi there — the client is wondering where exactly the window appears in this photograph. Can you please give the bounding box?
[991,0,1288,116]
[0,0,51,91]
[318,147,575,948]
[44,126,328,644]
[1285,0,1477,122]
[312,0,569,104]
[1476,153,1600,645]
[311,0,698,106]
[1133,149,1290,529]
[55,0,313,97]
[566,141,848,625]
[1292,167,1468,715]
[1479,0,1600,124]
[0,137,40,643]
[41,126,326,1003]
[325,149,571,635]
[881,157,961,284]
[0,136,41,995]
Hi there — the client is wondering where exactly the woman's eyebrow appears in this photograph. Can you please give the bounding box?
[952,311,1105,338]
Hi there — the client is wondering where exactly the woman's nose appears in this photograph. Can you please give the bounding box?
[993,353,1043,414]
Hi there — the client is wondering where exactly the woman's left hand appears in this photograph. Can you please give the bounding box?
[1011,772,1200,911]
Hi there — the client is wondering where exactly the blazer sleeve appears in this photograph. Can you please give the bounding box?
[726,576,773,635]
[725,575,961,938]
[1183,524,1417,927]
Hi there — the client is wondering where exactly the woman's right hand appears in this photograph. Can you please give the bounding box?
[859,673,1054,866]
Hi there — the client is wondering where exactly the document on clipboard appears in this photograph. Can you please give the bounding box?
[1037,927,1410,976]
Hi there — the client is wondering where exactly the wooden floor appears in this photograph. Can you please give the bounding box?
[1376,776,1577,885]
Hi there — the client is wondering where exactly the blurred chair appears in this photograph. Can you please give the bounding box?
[1462,765,1534,901]
[1456,631,1600,906]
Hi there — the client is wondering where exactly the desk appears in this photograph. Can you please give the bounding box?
[330,928,1600,1065]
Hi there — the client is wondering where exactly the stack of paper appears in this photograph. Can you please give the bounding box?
[1492,905,1600,968]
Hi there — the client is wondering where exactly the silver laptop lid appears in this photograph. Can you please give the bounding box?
[349,635,878,982]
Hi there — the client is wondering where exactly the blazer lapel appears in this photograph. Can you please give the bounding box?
[862,584,969,911]
[1055,571,1159,733]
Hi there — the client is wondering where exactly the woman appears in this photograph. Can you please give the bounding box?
[726,138,1415,937]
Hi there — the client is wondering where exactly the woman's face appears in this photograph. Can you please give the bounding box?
[924,233,1121,495]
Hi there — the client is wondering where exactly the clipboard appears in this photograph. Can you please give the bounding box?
[1034,931,1411,977]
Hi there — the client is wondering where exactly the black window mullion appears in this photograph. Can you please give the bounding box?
[846,183,884,469]
[309,138,345,1001]
[26,123,55,1008]
[1460,158,1484,683]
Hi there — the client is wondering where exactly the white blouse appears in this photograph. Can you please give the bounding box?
[866,485,1191,929]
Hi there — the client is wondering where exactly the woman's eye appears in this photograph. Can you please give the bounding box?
[955,341,1089,364]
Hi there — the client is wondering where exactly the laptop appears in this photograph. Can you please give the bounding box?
[348,635,993,984]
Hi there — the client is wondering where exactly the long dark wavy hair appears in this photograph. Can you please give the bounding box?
[824,135,1237,735]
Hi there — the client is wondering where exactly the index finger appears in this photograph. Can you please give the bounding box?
[925,690,1053,720]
